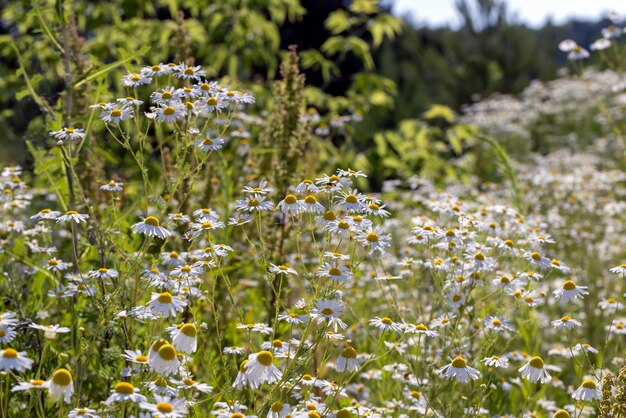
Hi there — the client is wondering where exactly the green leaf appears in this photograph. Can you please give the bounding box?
[325,10,351,35]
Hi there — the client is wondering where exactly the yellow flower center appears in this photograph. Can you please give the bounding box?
[144,216,160,226]
[284,194,298,204]
[531,252,541,261]
[341,347,357,359]
[560,316,572,322]
[271,402,284,412]
[156,402,174,413]
[110,109,122,117]
[66,128,75,134]
[581,379,597,389]
[321,308,334,315]
[562,280,576,290]
[304,195,317,204]
[272,339,283,348]
[366,232,379,242]
[345,194,358,204]
[184,68,195,75]
[529,356,544,368]
[492,319,502,326]
[248,199,260,207]
[207,97,218,106]
[451,357,467,368]
[474,252,485,261]
[608,298,617,303]
[52,369,72,386]
[452,294,462,302]
[158,292,173,304]
[308,412,321,418]
[553,410,570,418]
[48,259,58,266]
[328,268,341,276]
[162,91,173,99]
[158,344,177,361]
[163,106,176,116]
[3,348,18,358]
[230,414,245,418]
[115,382,134,394]
[135,355,148,363]
[381,317,393,325]
[180,323,197,337]
[203,138,214,146]
[256,350,273,366]
[323,211,336,221]
[131,74,141,81]
[338,221,350,230]
[416,324,428,331]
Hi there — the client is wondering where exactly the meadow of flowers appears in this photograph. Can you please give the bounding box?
[5,11,626,418]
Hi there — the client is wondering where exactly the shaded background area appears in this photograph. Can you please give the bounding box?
[0,0,616,164]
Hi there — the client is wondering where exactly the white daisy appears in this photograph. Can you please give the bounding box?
[105,382,147,405]
[56,210,89,223]
[149,343,179,375]
[0,348,34,372]
[47,368,74,403]
[140,395,188,417]
[553,280,588,302]
[518,356,551,384]
[438,357,480,382]
[132,216,171,239]
[336,346,360,372]
[148,292,186,318]
[169,323,198,354]
[571,379,601,401]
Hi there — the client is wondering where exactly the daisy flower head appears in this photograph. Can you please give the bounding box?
[571,378,601,401]
[29,323,71,339]
[369,317,403,333]
[49,127,85,142]
[11,378,49,392]
[277,194,304,215]
[356,226,391,253]
[149,102,186,123]
[553,280,588,302]
[482,355,509,368]
[269,264,298,276]
[518,356,551,384]
[404,323,439,337]
[195,136,225,152]
[572,343,599,354]
[336,346,360,372]
[140,395,188,417]
[551,316,582,330]
[47,368,74,403]
[56,210,89,224]
[170,323,198,354]
[31,208,62,220]
[438,357,480,382]
[591,38,611,51]
[88,267,119,281]
[148,292,186,318]
[45,257,71,272]
[235,194,274,213]
[301,194,325,213]
[0,325,17,343]
[149,343,179,375]
[68,407,99,418]
[243,350,283,389]
[610,263,626,275]
[105,381,147,405]
[100,105,134,123]
[121,72,152,87]
[174,63,205,81]
[0,348,33,372]
[100,180,124,192]
[123,349,149,365]
[132,216,171,239]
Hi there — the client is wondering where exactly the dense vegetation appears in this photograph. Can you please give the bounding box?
[2,0,626,417]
